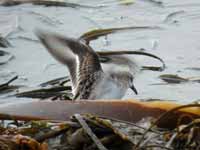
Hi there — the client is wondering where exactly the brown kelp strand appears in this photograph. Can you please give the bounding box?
[135,104,200,148]
[97,50,166,71]
[79,26,162,45]
[0,76,18,92]
[185,67,200,71]
[159,74,189,84]
[0,100,199,129]
[141,0,164,7]
[0,0,99,8]
[0,50,14,65]
[0,36,11,48]
[39,76,70,87]
[15,86,72,99]
[159,74,200,84]
[163,10,185,23]
[165,119,200,150]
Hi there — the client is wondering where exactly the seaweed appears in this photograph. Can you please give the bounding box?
[0,50,14,65]
[0,104,199,150]
[97,50,166,71]
[79,26,162,45]
[0,76,18,92]
[0,36,11,48]
[39,76,70,87]
[15,86,72,100]
[159,74,200,84]
[1,0,99,8]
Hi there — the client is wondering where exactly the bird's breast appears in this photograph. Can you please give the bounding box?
[89,77,127,100]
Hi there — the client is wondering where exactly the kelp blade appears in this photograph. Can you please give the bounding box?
[0,100,199,129]
[79,26,161,44]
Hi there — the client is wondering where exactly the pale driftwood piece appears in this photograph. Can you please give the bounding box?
[74,114,108,150]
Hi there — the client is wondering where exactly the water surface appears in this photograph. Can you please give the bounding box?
[0,0,200,104]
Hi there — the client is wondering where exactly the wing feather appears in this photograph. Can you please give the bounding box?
[35,30,103,98]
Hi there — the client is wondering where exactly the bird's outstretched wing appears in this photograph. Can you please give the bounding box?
[35,30,103,99]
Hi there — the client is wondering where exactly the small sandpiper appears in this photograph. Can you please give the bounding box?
[36,30,139,100]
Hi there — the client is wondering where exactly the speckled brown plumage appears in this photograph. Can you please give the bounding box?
[36,29,139,100]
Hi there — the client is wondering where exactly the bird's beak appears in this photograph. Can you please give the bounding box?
[130,83,138,95]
